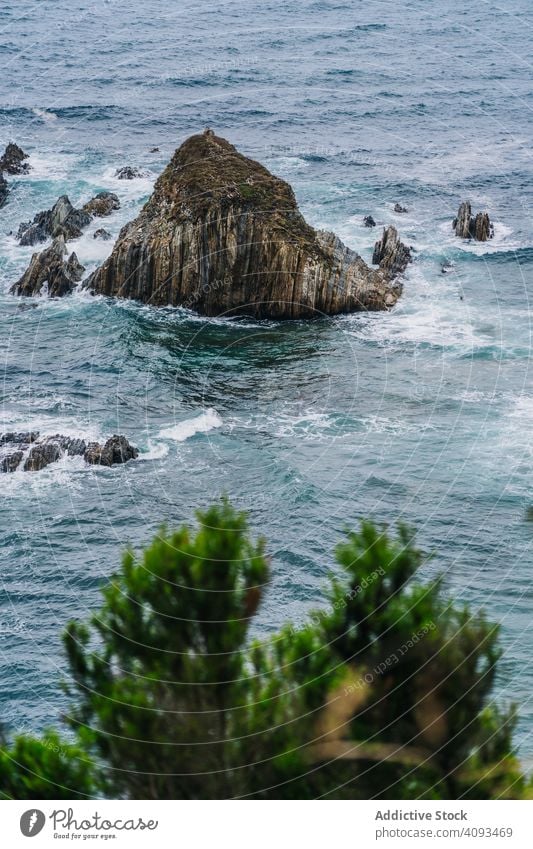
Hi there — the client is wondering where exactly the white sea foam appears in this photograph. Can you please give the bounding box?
[158,408,223,442]
[0,411,105,444]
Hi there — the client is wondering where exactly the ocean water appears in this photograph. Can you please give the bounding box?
[1,0,533,757]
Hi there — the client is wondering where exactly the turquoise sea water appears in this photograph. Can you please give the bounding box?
[1,0,533,756]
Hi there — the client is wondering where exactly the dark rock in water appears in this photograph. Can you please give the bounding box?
[363,215,376,228]
[83,442,104,465]
[84,435,138,466]
[51,196,91,239]
[453,201,472,238]
[18,195,92,245]
[18,210,52,246]
[394,203,408,213]
[115,166,148,180]
[1,431,137,472]
[0,431,38,446]
[372,226,412,278]
[24,441,61,471]
[0,142,30,175]
[1,451,23,473]
[0,172,8,209]
[94,228,112,240]
[441,260,455,274]
[87,131,401,318]
[472,211,493,241]
[150,147,160,153]
[10,236,85,297]
[453,201,494,241]
[40,434,86,456]
[82,191,120,218]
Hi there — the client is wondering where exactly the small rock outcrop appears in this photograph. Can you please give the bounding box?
[115,166,148,180]
[0,143,30,175]
[87,131,402,318]
[10,236,85,297]
[0,432,138,473]
[82,191,120,217]
[94,228,112,240]
[394,203,408,214]
[17,195,91,245]
[372,226,412,278]
[0,172,8,208]
[363,215,376,228]
[17,192,119,246]
[84,435,138,466]
[453,201,494,241]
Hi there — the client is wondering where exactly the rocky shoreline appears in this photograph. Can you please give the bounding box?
[0,432,138,473]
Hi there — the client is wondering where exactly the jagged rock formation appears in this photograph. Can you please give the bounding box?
[94,228,112,240]
[82,191,120,217]
[453,201,494,241]
[86,131,402,318]
[115,166,148,180]
[0,172,8,208]
[17,192,120,246]
[372,226,412,278]
[83,435,138,466]
[0,432,138,473]
[363,215,376,228]
[0,142,30,174]
[10,236,85,297]
[17,195,91,245]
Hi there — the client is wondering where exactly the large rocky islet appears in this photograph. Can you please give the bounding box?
[2,134,497,473]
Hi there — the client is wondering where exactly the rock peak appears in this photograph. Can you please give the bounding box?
[86,133,403,318]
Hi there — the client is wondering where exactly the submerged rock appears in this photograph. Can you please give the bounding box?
[363,215,376,228]
[10,236,85,297]
[394,203,408,213]
[453,201,494,241]
[0,432,138,472]
[82,191,120,217]
[115,166,148,180]
[94,228,112,240]
[87,131,401,318]
[0,142,30,175]
[372,226,412,278]
[0,173,8,208]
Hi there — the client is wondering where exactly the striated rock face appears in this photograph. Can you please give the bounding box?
[1,432,138,473]
[453,201,494,241]
[86,131,402,318]
[372,226,412,278]
[10,236,85,297]
[0,142,30,175]
[0,172,8,208]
